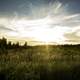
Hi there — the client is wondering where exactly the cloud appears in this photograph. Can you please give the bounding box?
[0,25,14,32]
[0,1,80,44]
[64,26,80,43]
[65,32,80,40]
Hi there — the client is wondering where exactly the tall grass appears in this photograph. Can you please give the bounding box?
[0,45,80,80]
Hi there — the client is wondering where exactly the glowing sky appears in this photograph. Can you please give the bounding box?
[0,0,80,45]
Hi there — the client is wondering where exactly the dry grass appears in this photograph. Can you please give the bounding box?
[0,45,80,80]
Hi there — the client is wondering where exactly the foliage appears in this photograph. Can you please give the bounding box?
[0,37,80,80]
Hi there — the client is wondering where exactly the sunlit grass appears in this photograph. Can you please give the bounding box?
[0,45,80,80]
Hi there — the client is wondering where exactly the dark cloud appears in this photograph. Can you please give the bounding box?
[0,25,14,32]
[64,31,80,42]
[0,0,80,17]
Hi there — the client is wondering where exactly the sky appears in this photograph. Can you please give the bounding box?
[0,0,80,45]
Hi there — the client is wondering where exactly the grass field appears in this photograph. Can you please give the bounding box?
[0,45,80,80]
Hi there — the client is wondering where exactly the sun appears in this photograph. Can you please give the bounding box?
[6,16,70,44]
[27,25,68,44]
[3,0,71,44]
[0,1,80,45]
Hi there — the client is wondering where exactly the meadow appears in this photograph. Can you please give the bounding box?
[0,38,80,80]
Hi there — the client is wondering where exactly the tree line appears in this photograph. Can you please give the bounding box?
[0,37,29,50]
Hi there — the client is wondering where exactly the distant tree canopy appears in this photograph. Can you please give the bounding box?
[0,37,7,49]
[0,37,28,50]
[0,37,80,54]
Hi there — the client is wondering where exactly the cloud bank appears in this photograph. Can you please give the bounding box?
[0,1,80,44]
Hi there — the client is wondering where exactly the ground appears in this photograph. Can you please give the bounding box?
[0,45,80,80]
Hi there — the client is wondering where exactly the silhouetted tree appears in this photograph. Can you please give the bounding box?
[12,43,16,49]
[7,41,12,49]
[0,37,7,48]
[0,37,7,54]
[23,42,27,48]
[15,42,20,48]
